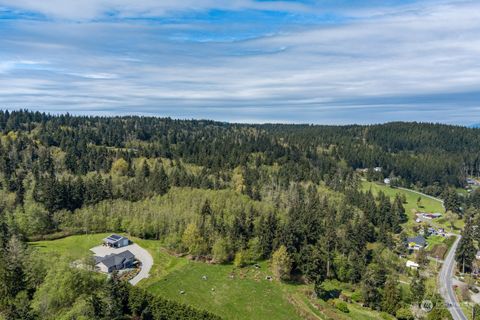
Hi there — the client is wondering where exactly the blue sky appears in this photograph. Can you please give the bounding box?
[1,0,480,124]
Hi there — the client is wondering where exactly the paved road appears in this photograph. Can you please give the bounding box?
[90,243,154,285]
[395,186,466,319]
[438,235,467,320]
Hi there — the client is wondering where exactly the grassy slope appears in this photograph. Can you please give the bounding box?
[31,235,391,320]
[30,233,107,260]
[361,181,444,214]
[360,181,466,231]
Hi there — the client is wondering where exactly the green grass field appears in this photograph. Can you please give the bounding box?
[360,181,466,232]
[31,234,392,320]
[30,233,107,260]
[361,181,444,214]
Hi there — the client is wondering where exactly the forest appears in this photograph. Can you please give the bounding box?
[1,110,480,319]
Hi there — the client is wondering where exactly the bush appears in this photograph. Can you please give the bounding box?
[396,307,414,320]
[271,245,292,281]
[335,301,349,313]
[350,291,362,303]
[212,237,231,263]
[246,237,263,261]
[234,250,247,268]
[164,233,184,252]
[380,312,393,320]
[470,286,479,294]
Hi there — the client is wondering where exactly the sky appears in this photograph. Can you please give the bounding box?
[1,0,480,125]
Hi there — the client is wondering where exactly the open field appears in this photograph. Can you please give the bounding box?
[361,181,465,231]
[31,234,393,320]
[361,181,444,214]
[30,233,107,260]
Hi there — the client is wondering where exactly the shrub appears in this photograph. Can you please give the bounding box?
[271,245,292,281]
[246,237,263,261]
[396,307,414,320]
[351,291,362,303]
[234,250,247,268]
[335,301,349,313]
[212,237,231,263]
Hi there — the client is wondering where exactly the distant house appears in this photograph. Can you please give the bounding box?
[466,178,479,186]
[103,234,130,248]
[373,167,382,172]
[384,178,391,185]
[406,260,420,269]
[95,250,135,273]
[407,235,427,250]
[476,250,480,260]
[421,213,442,220]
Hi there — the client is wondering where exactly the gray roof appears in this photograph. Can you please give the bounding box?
[407,235,426,246]
[104,234,128,244]
[97,250,135,268]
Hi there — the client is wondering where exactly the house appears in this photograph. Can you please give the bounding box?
[421,213,442,220]
[384,178,391,185]
[467,178,479,186]
[476,250,480,260]
[373,167,382,172]
[407,235,427,250]
[427,227,438,236]
[103,234,130,248]
[406,260,420,269]
[95,250,135,273]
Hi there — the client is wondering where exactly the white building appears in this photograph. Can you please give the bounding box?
[406,260,420,269]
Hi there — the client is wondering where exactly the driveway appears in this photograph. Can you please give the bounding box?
[90,243,154,286]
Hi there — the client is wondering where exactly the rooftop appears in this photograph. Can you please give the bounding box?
[104,234,128,244]
[407,235,426,246]
[97,250,135,268]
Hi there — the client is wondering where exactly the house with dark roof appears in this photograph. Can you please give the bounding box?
[406,235,427,250]
[95,250,135,273]
[103,234,130,248]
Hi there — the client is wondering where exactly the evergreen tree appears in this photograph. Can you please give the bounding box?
[381,276,400,315]
[410,270,425,306]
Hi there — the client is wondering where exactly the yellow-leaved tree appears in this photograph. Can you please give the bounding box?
[111,158,129,176]
[272,245,292,281]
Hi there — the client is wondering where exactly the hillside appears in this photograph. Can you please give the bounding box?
[0,110,478,319]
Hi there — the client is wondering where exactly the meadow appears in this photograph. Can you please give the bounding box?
[31,234,393,320]
[360,181,465,231]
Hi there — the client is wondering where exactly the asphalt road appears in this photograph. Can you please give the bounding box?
[438,235,468,320]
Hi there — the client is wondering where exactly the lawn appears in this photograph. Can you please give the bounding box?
[426,235,446,248]
[30,233,109,260]
[30,234,395,320]
[145,260,300,320]
[361,181,444,214]
[360,181,465,231]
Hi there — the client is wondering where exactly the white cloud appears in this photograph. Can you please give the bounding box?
[1,1,480,123]
[0,0,310,20]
